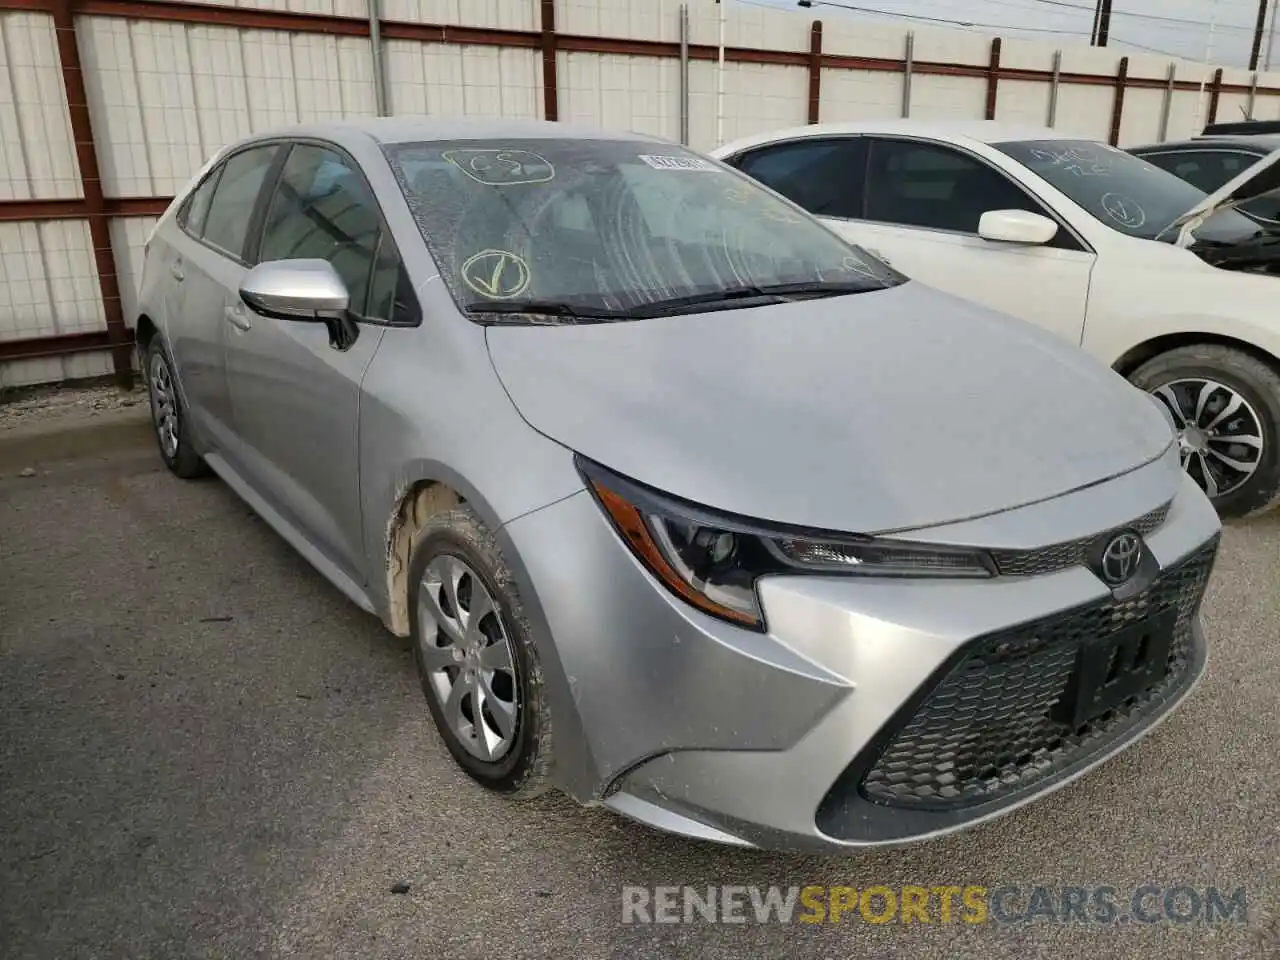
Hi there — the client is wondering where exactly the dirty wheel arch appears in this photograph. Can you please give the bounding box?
[385,482,463,635]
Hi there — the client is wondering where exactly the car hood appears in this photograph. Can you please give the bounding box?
[1172,145,1280,245]
[485,283,1173,534]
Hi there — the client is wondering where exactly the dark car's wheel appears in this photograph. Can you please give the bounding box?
[144,338,207,479]
[1131,344,1280,518]
[408,505,554,797]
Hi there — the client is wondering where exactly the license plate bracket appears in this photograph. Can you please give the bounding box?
[1053,607,1178,728]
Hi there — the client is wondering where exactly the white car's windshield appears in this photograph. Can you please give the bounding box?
[384,138,901,321]
[996,139,1260,243]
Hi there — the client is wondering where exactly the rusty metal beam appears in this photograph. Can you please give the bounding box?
[1208,67,1224,124]
[0,329,133,362]
[0,196,170,222]
[50,0,133,388]
[807,20,822,124]
[539,0,558,121]
[1109,56,1128,146]
[985,38,1002,120]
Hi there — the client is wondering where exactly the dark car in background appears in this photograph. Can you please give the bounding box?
[1129,133,1280,231]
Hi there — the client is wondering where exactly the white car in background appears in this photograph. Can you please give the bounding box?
[712,121,1280,518]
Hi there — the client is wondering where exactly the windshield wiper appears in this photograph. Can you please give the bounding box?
[463,300,634,320]
[630,279,880,318]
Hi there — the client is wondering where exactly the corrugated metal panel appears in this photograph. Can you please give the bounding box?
[0,352,115,390]
[909,74,987,123]
[0,220,104,342]
[686,61,807,152]
[109,215,157,328]
[556,51,680,141]
[385,40,540,118]
[821,69,902,122]
[0,13,80,200]
[380,0,538,31]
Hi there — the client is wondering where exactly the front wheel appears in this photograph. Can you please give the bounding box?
[1131,344,1280,518]
[408,506,554,797]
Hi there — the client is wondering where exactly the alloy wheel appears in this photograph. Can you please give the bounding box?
[1149,378,1264,499]
[416,554,519,762]
[148,352,180,460]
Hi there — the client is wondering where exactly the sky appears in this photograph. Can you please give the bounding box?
[748,0,1280,68]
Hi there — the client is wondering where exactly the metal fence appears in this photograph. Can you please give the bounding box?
[2,0,1279,389]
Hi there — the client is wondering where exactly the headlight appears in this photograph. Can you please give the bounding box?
[578,458,995,631]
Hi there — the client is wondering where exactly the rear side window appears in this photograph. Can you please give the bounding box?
[201,145,279,259]
[735,138,865,218]
[179,169,221,237]
[258,143,389,319]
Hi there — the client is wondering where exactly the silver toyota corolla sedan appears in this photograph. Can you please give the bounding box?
[135,118,1221,852]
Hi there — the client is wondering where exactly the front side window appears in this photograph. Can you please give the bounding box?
[258,143,400,320]
[201,145,279,259]
[865,138,1042,234]
[735,138,865,218]
[996,139,1260,242]
[384,138,900,322]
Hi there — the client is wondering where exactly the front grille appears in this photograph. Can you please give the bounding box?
[990,502,1171,577]
[858,536,1217,810]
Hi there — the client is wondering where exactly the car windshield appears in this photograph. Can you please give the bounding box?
[995,139,1260,243]
[383,138,900,322]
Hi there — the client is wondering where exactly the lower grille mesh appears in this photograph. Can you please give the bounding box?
[859,537,1217,810]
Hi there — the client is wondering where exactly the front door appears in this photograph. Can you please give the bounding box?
[222,141,400,584]
[828,137,1095,347]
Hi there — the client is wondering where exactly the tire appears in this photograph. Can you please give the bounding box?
[1130,344,1280,518]
[407,505,554,798]
[144,338,208,479]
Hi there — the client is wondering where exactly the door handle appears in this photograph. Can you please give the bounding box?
[170,260,184,282]
[224,303,252,332]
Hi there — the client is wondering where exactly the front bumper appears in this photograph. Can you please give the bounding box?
[500,463,1221,853]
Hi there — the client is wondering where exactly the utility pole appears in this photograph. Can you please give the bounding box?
[1090,0,1103,45]
[1096,0,1113,47]
[1250,0,1270,69]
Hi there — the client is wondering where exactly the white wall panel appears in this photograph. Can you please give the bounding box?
[130,21,206,196]
[912,25,990,67]
[557,52,679,141]
[381,0,537,30]
[242,31,301,130]
[687,61,806,152]
[188,26,253,150]
[908,74,986,122]
[0,353,114,390]
[1116,88,1163,147]
[820,68,901,122]
[563,0,678,44]
[0,221,103,342]
[993,79,1051,128]
[385,41,539,119]
[688,0,808,52]
[0,13,80,200]
[822,19,908,60]
[1051,84,1113,140]
[999,36,1059,73]
[109,216,157,328]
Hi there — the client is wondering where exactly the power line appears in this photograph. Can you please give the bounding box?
[991,0,1257,32]
[796,0,1089,33]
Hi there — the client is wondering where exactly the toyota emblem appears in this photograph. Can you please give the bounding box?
[1099,532,1143,585]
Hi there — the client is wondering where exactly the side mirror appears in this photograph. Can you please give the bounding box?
[977,209,1059,245]
[240,259,350,320]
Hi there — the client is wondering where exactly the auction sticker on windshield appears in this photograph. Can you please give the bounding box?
[638,155,719,172]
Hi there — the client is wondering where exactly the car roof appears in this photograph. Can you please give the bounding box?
[712,119,1082,156]
[236,117,668,149]
[1131,134,1280,153]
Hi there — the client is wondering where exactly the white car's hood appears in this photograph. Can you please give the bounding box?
[1172,145,1280,245]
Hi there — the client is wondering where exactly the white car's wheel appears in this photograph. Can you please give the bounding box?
[1132,345,1280,518]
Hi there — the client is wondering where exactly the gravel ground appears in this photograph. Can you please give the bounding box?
[0,383,145,433]
[1,448,1277,960]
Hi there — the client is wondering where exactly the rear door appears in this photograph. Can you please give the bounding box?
[165,143,283,452]
[223,140,415,583]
